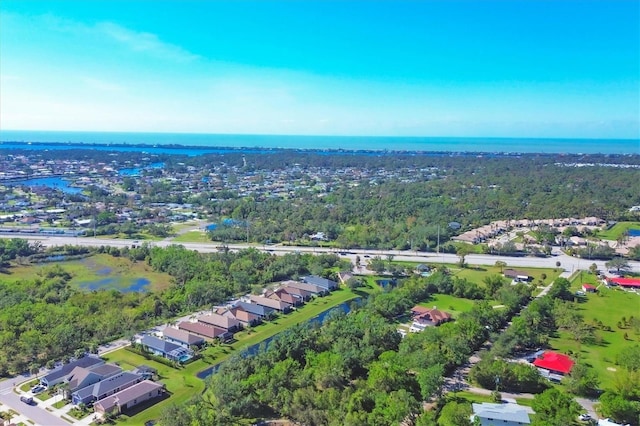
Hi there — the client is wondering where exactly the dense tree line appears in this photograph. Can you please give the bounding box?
[157,270,532,426]
[0,244,349,377]
[201,156,640,249]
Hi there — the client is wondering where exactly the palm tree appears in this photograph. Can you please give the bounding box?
[494,260,507,273]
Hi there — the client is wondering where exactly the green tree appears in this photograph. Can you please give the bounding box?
[438,401,473,426]
[598,391,640,426]
[563,363,600,397]
[617,345,640,372]
[494,260,507,273]
[531,388,580,425]
[606,257,631,275]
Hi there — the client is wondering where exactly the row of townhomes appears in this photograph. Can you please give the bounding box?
[39,355,164,418]
[137,276,339,362]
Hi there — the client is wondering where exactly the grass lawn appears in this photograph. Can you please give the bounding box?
[394,261,559,287]
[548,276,640,390]
[19,380,38,392]
[597,221,640,241]
[52,399,68,409]
[105,285,374,425]
[452,264,559,287]
[35,392,54,402]
[172,230,211,243]
[6,254,173,292]
[417,294,476,318]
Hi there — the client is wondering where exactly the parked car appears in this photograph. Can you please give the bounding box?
[578,413,591,421]
[20,395,34,405]
[31,384,46,394]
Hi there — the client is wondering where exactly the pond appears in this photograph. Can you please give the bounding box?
[79,277,150,293]
[196,298,361,379]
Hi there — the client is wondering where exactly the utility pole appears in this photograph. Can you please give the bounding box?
[437,224,440,254]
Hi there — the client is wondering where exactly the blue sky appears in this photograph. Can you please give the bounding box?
[1,0,638,138]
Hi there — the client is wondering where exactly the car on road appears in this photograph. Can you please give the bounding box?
[578,413,591,421]
[20,395,34,405]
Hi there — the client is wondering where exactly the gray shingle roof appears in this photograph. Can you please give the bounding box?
[472,403,531,424]
[42,356,104,383]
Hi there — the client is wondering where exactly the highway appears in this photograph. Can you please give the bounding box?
[8,234,640,274]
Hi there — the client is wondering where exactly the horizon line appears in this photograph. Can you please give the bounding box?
[1,129,639,141]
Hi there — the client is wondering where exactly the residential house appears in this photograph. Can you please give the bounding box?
[337,271,353,284]
[266,288,304,307]
[162,327,205,348]
[301,275,338,291]
[228,307,261,327]
[503,269,531,282]
[409,306,452,332]
[249,295,292,313]
[94,380,164,416]
[283,280,326,296]
[533,351,574,376]
[234,301,276,319]
[277,285,313,302]
[71,372,143,406]
[471,402,531,426]
[598,419,629,426]
[40,356,105,388]
[197,313,241,332]
[607,277,640,289]
[140,335,193,362]
[178,321,232,341]
[65,364,122,395]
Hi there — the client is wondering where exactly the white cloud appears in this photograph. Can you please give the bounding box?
[95,22,200,62]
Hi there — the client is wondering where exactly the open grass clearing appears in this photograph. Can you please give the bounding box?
[548,277,640,390]
[417,294,476,318]
[597,221,640,241]
[391,261,559,287]
[172,230,210,243]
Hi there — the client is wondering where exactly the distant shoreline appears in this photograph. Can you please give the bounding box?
[0,130,639,155]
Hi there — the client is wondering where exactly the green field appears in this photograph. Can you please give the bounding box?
[104,285,374,425]
[417,294,476,318]
[6,254,173,292]
[597,221,640,241]
[394,261,559,287]
[548,273,640,389]
[172,230,211,243]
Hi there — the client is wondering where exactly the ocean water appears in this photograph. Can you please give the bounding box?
[1,130,638,154]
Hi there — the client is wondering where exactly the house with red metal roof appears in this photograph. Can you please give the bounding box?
[582,283,597,293]
[533,351,574,375]
[607,277,640,288]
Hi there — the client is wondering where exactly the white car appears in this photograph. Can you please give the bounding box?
[578,413,591,421]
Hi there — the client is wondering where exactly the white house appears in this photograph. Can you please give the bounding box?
[471,402,531,426]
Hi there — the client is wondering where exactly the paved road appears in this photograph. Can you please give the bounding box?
[7,234,640,274]
[0,381,67,426]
